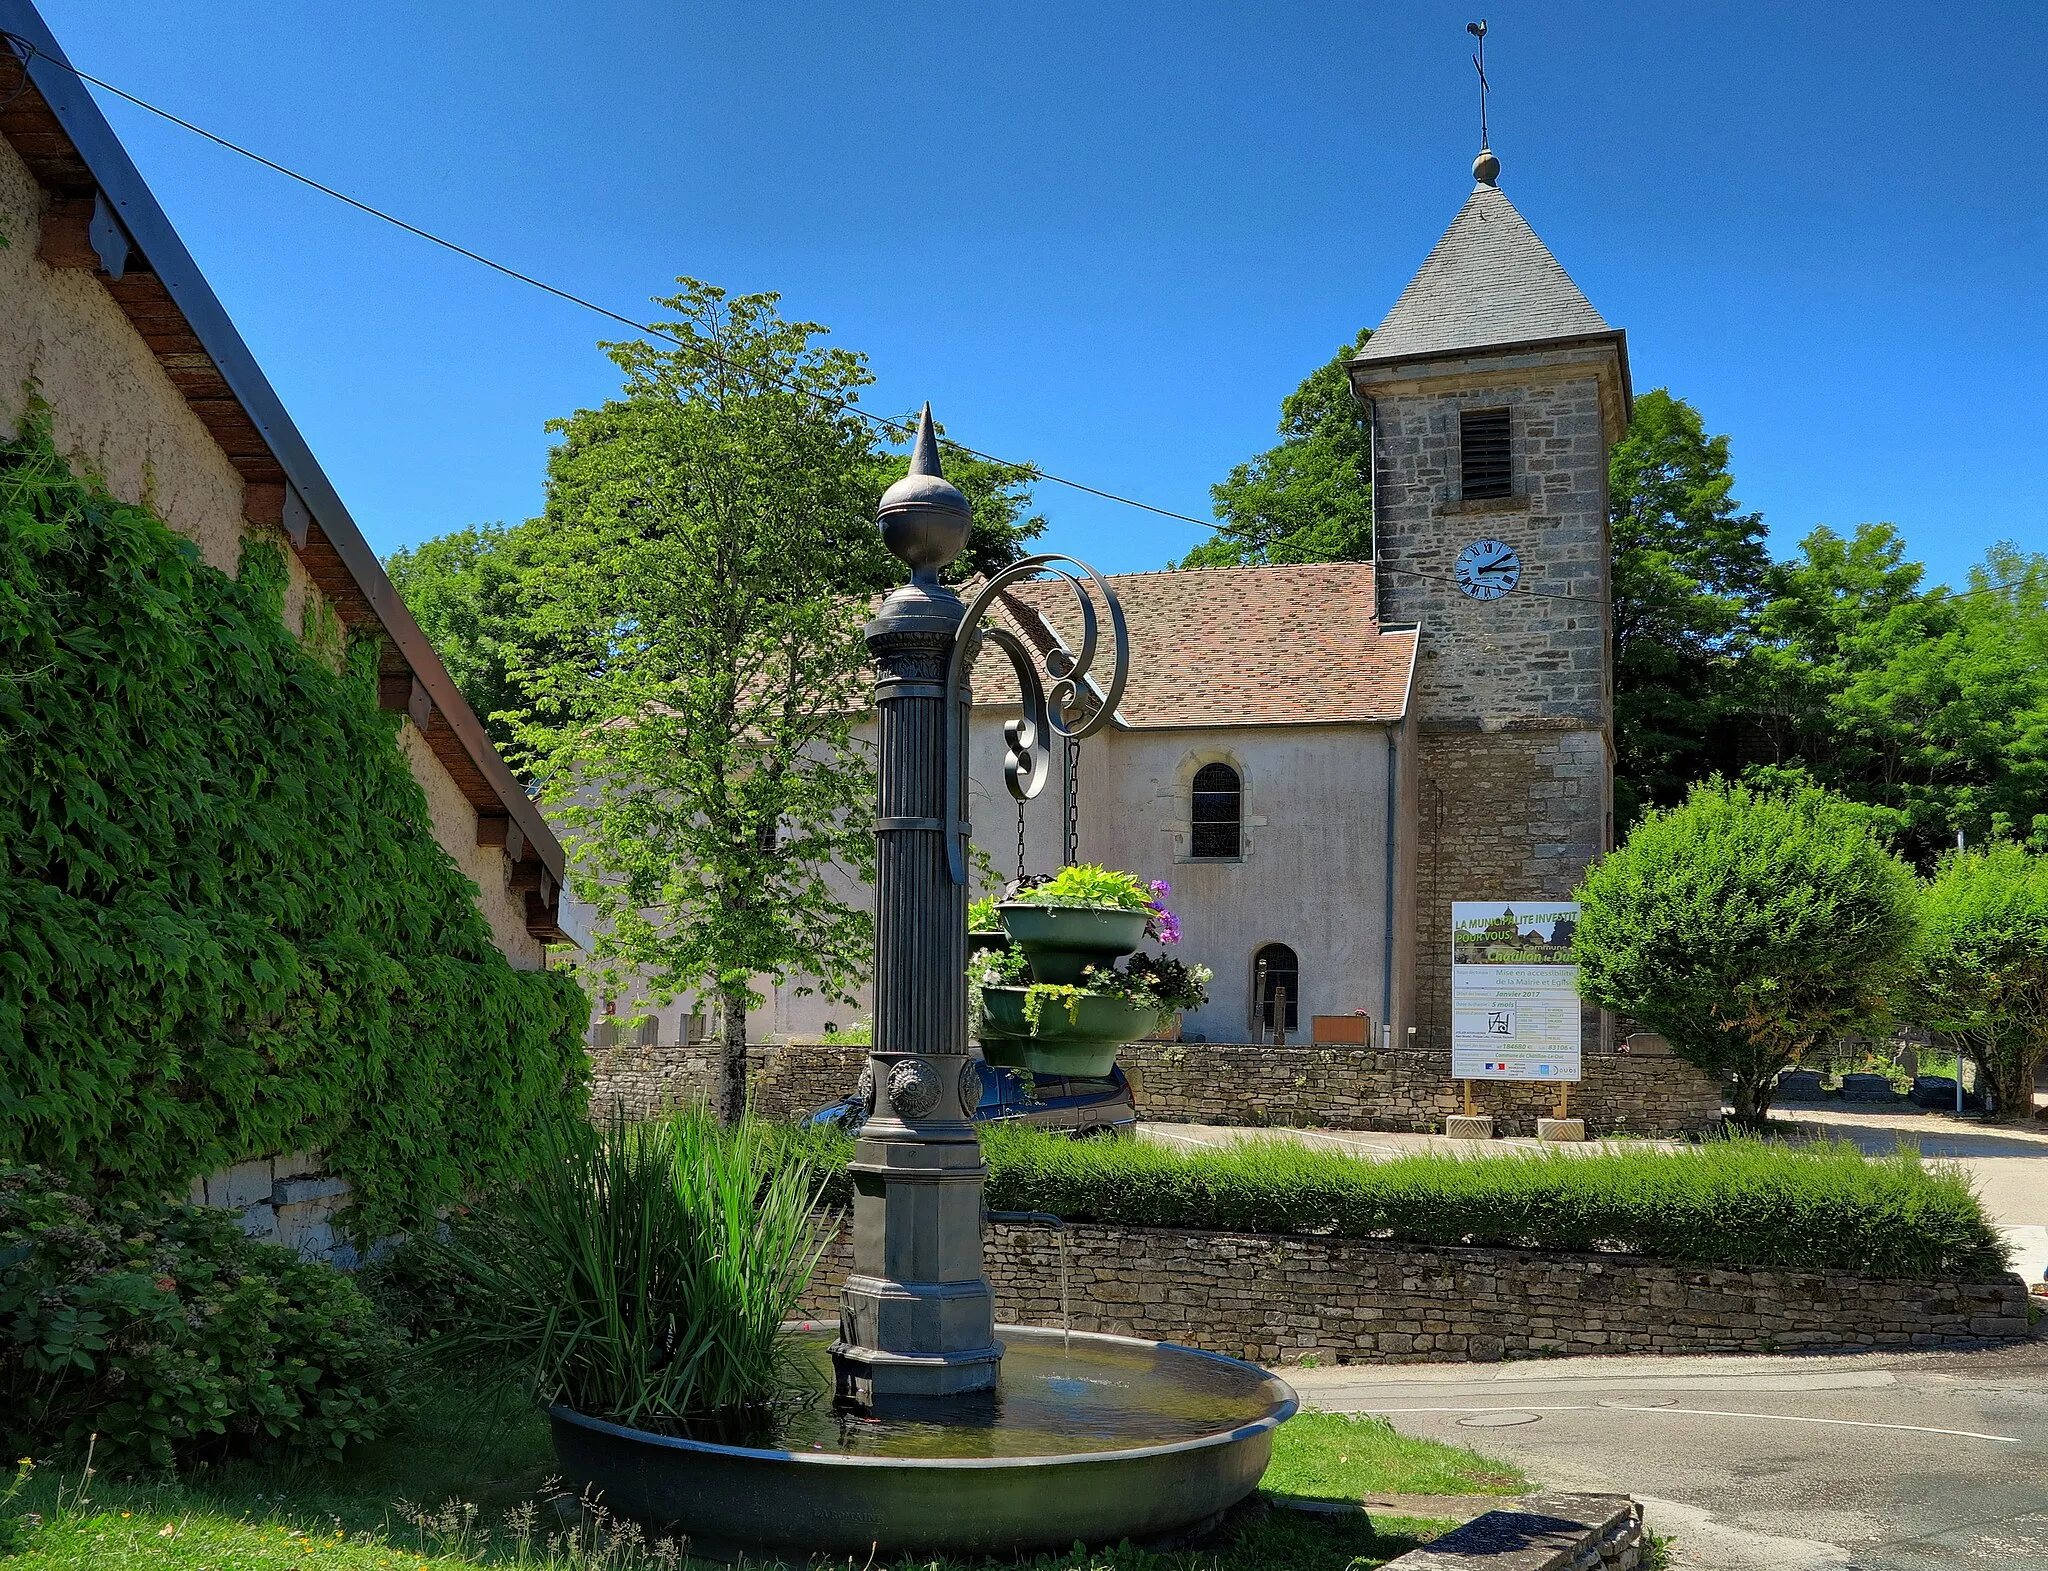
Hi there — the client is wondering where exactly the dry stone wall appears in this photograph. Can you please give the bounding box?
[1120,1040,1724,1138]
[587,1038,870,1122]
[800,1222,2029,1365]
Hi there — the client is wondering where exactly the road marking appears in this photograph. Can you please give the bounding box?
[1340,1404,2022,1443]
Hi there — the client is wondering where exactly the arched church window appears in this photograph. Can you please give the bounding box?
[1253,943,1299,1034]
[1460,407,1512,499]
[1191,762,1241,860]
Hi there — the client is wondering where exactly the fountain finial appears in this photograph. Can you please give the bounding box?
[878,403,972,582]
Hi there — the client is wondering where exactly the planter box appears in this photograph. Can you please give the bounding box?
[1310,1015,1372,1045]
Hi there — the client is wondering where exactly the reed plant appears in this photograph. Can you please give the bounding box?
[423,1106,834,1430]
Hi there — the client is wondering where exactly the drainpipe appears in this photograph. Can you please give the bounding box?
[1380,729,1398,1040]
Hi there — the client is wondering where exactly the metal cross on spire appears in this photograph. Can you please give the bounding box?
[1466,19,1499,185]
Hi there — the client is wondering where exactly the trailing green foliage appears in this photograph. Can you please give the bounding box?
[1014,863,1157,910]
[0,412,588,1238]
[776,1124,2001,1279]
[1574,781,1916,1122]
[0,1166,402,1471]
[1903,844,2048,1120]
[413,1108,834,1432]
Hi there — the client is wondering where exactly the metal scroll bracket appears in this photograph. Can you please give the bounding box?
[942,554,1130,886]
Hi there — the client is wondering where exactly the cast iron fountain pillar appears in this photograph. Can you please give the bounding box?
[832,406,1002,1403]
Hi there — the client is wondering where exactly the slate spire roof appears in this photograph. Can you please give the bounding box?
[1353,163,1611,364]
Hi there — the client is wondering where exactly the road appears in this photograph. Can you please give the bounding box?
[1288,1342,2048,1570]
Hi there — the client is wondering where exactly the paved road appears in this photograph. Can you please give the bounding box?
[1287,1343,2048,1570]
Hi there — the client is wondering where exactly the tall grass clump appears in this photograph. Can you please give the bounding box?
[974,1126,2006,1281]
[423,1106,834,1431]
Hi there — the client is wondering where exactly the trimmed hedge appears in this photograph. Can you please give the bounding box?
[780,1124,2006,1281]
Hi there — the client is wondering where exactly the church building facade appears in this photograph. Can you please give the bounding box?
[620,153,1631,1077]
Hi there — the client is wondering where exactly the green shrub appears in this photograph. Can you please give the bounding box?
[0,409,589,1239]
[418,1109,834,1432]
[1575,781,1917,1122]
[0,1166,402,1470]
[779,1124,2002,1280]
[1903,844,2048,1121]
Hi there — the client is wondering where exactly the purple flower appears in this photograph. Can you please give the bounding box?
[1144,883,1181,944]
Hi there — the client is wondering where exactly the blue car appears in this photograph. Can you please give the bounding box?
[809,1057,1136,1138]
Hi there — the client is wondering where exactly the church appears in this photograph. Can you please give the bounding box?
[711,146,1632,1063]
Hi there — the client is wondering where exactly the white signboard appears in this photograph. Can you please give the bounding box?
[1450,902,1582,1082]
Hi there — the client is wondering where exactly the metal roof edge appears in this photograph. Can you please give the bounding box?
[0,1,564,881]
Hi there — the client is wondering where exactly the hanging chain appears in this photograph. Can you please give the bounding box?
[1016,798,1028,885]
[1063,737,1081,867]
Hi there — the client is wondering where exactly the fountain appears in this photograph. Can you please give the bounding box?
[547,406,1294,1560]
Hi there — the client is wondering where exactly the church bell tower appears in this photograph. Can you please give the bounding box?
[1347,146,1631,1058]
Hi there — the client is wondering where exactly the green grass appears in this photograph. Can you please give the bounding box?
[0,1391,1505,1570]
[777,1124,2008,1280]
[1258,1412,1526,1502]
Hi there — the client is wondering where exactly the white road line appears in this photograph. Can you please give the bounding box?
[1335,1404,2022,1444]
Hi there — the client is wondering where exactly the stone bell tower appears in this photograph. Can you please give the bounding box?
[1347,146,1631,1058]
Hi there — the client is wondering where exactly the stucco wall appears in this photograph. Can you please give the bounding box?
[0,134,533,966]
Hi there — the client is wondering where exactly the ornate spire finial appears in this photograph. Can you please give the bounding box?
[1466,20,1497,185]
[878,402,972,583]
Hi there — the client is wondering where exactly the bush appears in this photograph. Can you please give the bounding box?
[417,1109,834,1433]
[0,1166,402,1471]
[1575,781,1916,1121]
[1904,844,2048,1121]
[777,1124,2003,1280]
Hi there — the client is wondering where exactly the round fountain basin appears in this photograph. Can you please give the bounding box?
[547,1325,1295,1560]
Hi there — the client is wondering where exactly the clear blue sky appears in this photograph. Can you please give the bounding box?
[32,1,2045,583]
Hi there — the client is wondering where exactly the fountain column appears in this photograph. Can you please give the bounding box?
[831,406,1002,1403]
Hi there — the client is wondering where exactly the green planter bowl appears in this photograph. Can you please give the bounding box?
[978,985,1163,1078]
[968,929,1012,959]
[996,902,1150,984]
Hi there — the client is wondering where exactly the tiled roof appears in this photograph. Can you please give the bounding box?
[1353,182,1610,365]
[986,563,1414,728]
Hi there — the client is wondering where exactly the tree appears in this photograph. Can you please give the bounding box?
[514,280,884,1122]
[1606,390,1770,827]
[1574,781,1917,1123]
[386,522,540,757]
[1177,331,1373,567]
[1902,844,2048,1120]
[1746,529,2048,864]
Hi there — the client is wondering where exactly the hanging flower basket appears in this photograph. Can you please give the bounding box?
[976,986,1165,1078]
[995,903,1150,984]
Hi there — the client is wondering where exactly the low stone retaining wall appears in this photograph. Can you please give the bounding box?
[591,1037,1726,1138]
[184,1151,357,1266]
[799,1221,2029,1364]
[1119,1041,1725,1138]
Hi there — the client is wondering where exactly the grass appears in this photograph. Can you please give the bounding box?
[777,1123,2009,1280]
[0,1390,1509,1570]
[1257,1412,1526,1502]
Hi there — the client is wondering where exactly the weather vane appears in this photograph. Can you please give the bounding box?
[1467,19,1490,151]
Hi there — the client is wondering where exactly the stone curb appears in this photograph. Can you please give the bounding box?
[1382,1493,1642,1570]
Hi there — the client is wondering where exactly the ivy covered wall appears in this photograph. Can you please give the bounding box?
[0,409,588,1238]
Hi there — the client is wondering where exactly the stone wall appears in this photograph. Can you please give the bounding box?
[184,1152,359,1267]
[800,1222,2029,1365]
[1120,1039,1724,1138]
[588,1038,870,1122]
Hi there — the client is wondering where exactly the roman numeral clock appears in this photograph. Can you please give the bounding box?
[1454,537,1521,601]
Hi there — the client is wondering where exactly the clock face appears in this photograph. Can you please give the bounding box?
[1454,538,1521,601]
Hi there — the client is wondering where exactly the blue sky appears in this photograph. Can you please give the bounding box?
[31,1,2045,583]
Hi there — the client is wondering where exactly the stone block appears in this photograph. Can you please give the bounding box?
[1839,1073,1899,1103]
[1538,1118,1586,1143]
[272,1150,322,1180]
[237,1203,277,1241]
[205,1158,274,1210]
[275,1201,336,1261]
[274,1174,349,1206]
[1445,1115,1495,1140]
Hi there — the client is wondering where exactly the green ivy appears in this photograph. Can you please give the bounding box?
[0,406,588,1239]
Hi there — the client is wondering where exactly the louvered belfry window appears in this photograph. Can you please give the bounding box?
[1460,407,1512,500]
[1190,762,1241,860]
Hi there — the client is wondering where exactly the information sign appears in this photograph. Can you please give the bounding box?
[1450,901,1583,1082]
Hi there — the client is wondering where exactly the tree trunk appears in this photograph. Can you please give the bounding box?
[1979,1043,2041,1124]
[716,979,750,1125]
[1728,1068,1774,1127]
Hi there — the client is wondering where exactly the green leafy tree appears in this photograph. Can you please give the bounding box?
[1902,844,2048,1120]
[1575,781,1917,1123]
[1607,390,1770,827]
[516,281,884,1122]
[1178,330,1373,567]
[385,522,537,757]
[1746,528,2048,863]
